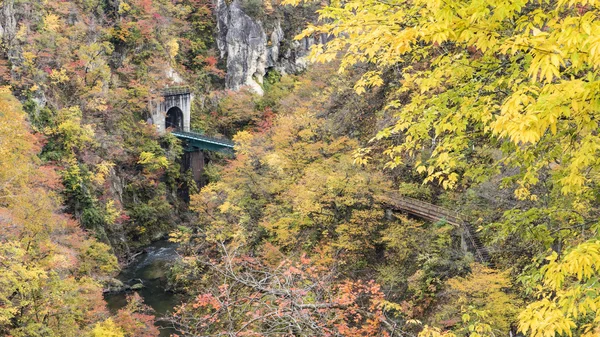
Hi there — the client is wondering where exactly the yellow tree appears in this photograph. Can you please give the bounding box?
[283,0,600,199]
[282,1,600,335]
[519,240,600,337]
[0,87,123,336]
[190,82,393,264]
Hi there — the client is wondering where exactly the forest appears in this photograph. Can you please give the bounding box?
[1,0,600,336]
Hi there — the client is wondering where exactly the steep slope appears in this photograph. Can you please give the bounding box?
[0,87,159,337]
[0,0,219,257]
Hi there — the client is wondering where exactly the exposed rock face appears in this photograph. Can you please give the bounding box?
[217,0,267,95]
[0,0,49,114]
[267,20,329,76]
[0,0,23,76]
[216,0,324,95]
[0,0,16,47]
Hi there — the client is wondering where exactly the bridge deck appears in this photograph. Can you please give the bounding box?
[384,193,463,226]
[172,130,234,153]
[384,193,491,265]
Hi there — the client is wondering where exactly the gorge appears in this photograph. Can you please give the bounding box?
[1,1,600,337]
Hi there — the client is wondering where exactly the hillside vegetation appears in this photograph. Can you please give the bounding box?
[1,0,600,337]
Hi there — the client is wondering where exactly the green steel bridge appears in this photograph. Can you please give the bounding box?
[171,130,235,153]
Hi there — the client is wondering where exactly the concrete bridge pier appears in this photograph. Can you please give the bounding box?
[185,149,205,185]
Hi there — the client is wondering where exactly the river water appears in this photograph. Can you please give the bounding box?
[104,240,182,337]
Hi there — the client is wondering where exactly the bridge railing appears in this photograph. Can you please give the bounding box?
[384,193,464,226]
[383,192,491,264]
[172,130,235,148]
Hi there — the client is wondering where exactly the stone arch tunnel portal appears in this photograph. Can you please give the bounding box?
[150,87,192,134]
[165,107,184,131]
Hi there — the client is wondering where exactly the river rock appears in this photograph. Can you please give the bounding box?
[102,277,127,293]
[131,283,144,290]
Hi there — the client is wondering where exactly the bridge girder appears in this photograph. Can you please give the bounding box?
[172,130,235,154]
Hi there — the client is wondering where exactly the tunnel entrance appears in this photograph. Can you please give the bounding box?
[165,107,184,131]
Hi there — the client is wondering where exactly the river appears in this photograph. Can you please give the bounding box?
[104,240,182,337]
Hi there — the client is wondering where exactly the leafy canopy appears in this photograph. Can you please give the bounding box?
[519,240,600,337]
[283,0,600,199]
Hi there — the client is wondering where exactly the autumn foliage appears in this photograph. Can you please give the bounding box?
[0,88,122,335]
[5,0,600,336]
[173,244,391,336]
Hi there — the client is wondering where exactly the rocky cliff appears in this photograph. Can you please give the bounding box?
[215,0,325,95]
[0,0,16,50]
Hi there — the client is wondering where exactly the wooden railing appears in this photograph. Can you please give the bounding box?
[383,193,491,265]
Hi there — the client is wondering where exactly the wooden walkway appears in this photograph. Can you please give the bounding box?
[383,193,491,265]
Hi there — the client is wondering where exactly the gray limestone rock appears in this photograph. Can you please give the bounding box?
[0,0,16,49]
[215,0,325,95]
[217,0,267,95]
